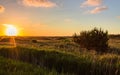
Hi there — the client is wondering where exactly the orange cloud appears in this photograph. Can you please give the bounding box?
[90,6,108,14]
[81,0,102,7]
[22,0,56,8]
[0,5,5,13]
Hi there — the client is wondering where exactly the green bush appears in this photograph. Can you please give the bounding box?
[73,28,109,52]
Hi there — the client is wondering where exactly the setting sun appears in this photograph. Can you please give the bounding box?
[4,24,18,36]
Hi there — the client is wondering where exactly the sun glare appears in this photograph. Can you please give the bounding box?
[4,24,18,36]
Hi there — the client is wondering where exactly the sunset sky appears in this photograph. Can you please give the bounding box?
[0,0,120,36]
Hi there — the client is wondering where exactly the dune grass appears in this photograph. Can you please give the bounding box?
[0,46,120,75]
[0,56,62,75]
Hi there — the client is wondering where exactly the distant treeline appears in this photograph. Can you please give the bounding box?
[109,34,120,38]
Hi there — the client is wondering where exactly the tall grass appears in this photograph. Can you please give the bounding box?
[0,56,62,75]
[0,46,120,75]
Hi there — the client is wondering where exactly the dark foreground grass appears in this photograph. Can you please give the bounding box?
[0,56,62,75]
[0,46,120,75]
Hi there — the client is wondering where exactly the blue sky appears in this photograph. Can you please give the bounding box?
[0,0,120,36]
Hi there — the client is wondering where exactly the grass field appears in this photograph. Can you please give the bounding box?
[0,36,120,75]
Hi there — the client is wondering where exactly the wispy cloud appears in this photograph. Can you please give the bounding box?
[81,0,108,14]
[22,0,56,8]
[0,5,5,13]
[90,6,108,14]
[81,0,102,7]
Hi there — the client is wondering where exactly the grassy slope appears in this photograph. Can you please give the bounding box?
[0,46,120,75]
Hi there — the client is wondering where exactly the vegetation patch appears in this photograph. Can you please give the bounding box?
[0,46,120,75]
[73,28,109,52]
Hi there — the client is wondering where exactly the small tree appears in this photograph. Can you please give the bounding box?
[73,28,109,52]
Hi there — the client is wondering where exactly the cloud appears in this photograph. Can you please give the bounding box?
[81,0,108,14]
[0,5,5,13]
[81,0,102,7]
[22,0,56,8]
[90,6,108,14]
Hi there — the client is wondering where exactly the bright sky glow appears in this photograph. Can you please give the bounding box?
[0,0,120,36]
[4,24,18,36]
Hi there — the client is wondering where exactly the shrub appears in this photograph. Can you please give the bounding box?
[73,28,109,52]
[32,39,37,43]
